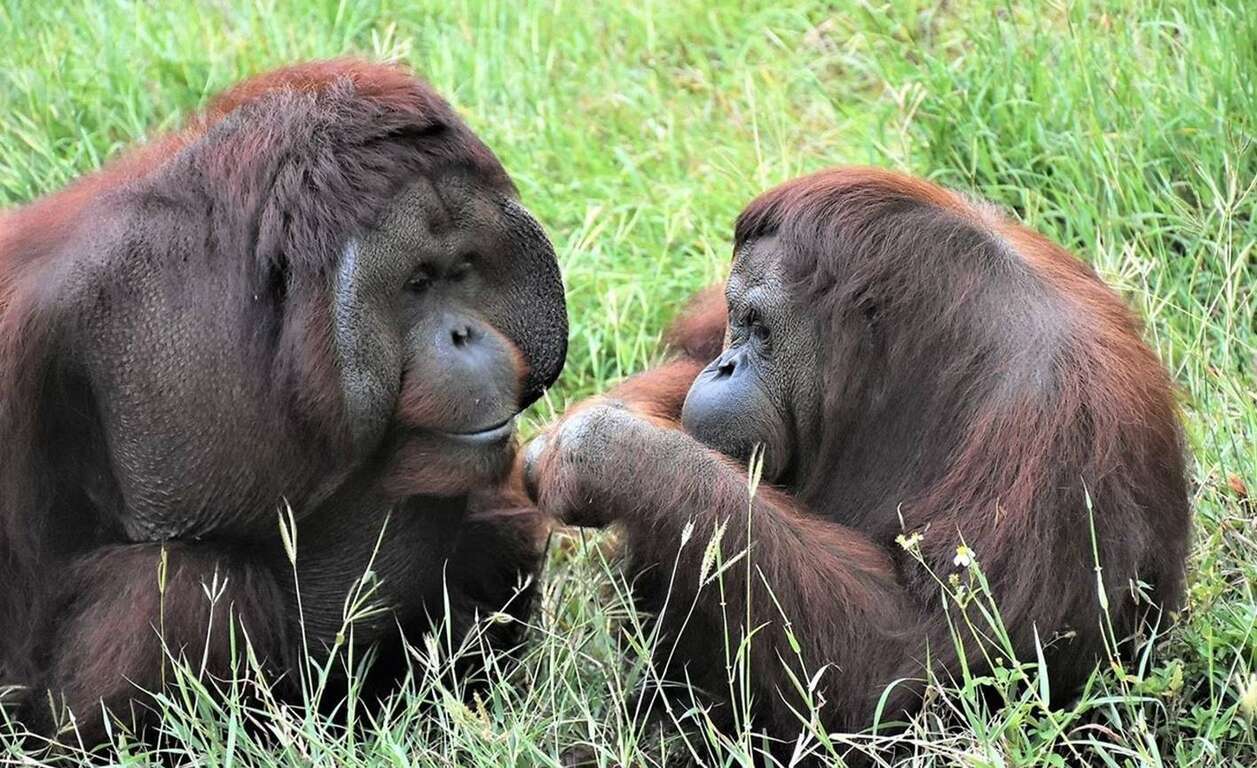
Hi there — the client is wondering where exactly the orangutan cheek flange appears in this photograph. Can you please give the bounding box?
[0,59,565,743]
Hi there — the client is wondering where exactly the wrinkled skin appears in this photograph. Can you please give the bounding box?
[523,241,821,520]
[679,236,822,484]
[78,167,564,541]
[0,60,566,745]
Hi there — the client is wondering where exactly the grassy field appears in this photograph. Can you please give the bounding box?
[1,0,1254,765]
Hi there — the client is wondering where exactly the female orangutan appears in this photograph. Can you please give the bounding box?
[524,167,1190,757]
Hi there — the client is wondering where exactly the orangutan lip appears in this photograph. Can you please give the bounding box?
[440,416,517,445]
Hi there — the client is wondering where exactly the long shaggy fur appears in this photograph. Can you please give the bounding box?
[574,166,1190,741]
[0,59,544,741]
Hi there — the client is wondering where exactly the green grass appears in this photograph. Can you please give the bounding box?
[1,0,1253,764]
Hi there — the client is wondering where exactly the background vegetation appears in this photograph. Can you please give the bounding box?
[1,0,1253,765]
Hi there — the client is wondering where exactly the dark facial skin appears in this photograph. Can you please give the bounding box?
[335,169,565,457]
[522,236,821,522]
[74,166,564,540]
[680,236,820,484]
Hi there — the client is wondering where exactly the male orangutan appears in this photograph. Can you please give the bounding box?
[525,167,1190,754]
[0,59,566,743]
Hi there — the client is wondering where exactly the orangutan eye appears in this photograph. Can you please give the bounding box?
[407,269,434,293]
[449,258,475,283]
[745,309,770,343]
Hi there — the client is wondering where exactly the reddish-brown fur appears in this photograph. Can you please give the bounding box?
[535,167,1190,755]
[0,60,546,745]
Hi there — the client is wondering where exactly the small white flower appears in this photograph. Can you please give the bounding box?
[953,544,975,568]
